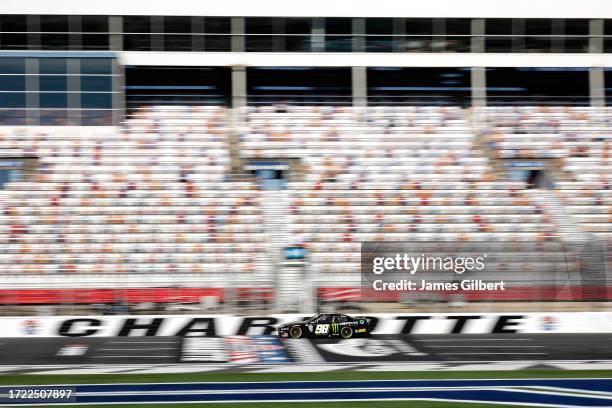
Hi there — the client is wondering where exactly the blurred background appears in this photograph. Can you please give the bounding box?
[0,1,611,316]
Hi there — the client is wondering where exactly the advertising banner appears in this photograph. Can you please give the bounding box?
[1,312,612,338]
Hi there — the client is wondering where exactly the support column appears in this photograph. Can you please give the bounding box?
[352,18,365,52]
[352,66,367,108]
[471,18,485,53]
[109,16,123,51]
[232,65,247,109]
[590,20,605,107]
[471,66,486,108]
[471,18,486,108]
[311,18,325,52]
[113,59,125,125]
[230,20,247,173]
[590,67,605,107]
[231,17,245,52]
[590,19,604,53]
[66,58,81,126]
[25,58,39,126]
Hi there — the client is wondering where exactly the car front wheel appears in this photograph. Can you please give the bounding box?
[340,326,353,339]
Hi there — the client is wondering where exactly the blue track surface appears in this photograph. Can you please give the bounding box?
[2,378,612,406]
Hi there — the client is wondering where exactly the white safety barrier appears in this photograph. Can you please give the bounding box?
[1,312,612,337]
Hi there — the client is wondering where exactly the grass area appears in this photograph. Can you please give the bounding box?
[0,369,610,385]
[20,403,530,408]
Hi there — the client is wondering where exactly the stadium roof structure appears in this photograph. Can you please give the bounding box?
[119,52,612,68]
[2,0,612,19]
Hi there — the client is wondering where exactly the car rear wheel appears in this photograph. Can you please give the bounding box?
[340,326,353,339]
[289,326,303,339]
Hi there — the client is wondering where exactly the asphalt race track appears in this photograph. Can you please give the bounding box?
[2,379,612,406]
[1,334,612,365]
[1,335,612,406]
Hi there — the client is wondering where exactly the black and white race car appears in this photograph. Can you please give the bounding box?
[277,313,370,339]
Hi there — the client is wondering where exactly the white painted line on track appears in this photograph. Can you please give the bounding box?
[250,365,353,373]
[41,368,137,374]
[427,345,547,348]
[121,366,223,374]
[92,355,175,359]
[416,338,535,342]
[98,348,176,351]
[529,386,612,398]
[12,376,612,386]
[105,341,177,345]
[500,386,612,401]
[441,364,534,372]
[438,352,548,355]
[8,361,612,375]
[361,364,450,372]
[556,362,612,370]
[73,386,582,397]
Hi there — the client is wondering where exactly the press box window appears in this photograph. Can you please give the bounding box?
[39,76,68,92]
[0,58,25,74]
[81,93,113,109]
[39,58,67,74]
[0,76,26,91]
[81,76,112,92]
[39,93,68,109]
[80,58,112,75]
[0,93,25,108]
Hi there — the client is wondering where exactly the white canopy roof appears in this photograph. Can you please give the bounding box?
[2,0,611,19]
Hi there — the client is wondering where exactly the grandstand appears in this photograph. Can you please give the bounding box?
[0,1,611,315]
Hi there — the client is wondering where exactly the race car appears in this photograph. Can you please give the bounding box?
[277,313,370,339]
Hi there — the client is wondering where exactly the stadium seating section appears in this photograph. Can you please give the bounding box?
[0,105,610,306]
[480,106,612,236]
[0,106,267,275]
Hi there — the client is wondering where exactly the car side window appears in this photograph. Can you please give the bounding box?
[317,314,331,324]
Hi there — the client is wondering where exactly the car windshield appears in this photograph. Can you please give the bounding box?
[307,314,321,323]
